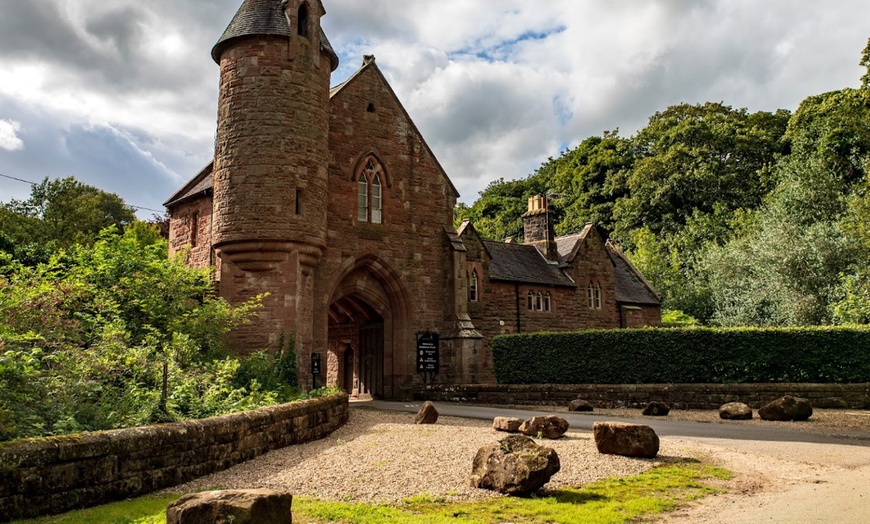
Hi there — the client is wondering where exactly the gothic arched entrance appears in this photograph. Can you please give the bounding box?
[326,256,409,399]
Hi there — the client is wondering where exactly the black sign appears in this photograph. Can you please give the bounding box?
[311,352,321,375]
[416,332,439,373]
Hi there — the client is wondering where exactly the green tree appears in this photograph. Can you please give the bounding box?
[0,177,135,249]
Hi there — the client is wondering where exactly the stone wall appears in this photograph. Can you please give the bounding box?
[0,393,348,522]
[167,195,216,274]
[413,384,870,410]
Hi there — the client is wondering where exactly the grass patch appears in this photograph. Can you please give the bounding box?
[9,495,181,524]
[11,463,730,524]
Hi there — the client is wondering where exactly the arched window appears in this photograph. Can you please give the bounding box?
[544,292,551,312]
[297,3,309,37]
[469,269,479,302]
[594,283,602,310]
[587,283,594,309]
[527,291,534,310]
[356,157,386,224]
[536,292,543,311]
[357,173,368,222]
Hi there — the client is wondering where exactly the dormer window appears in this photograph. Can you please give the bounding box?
[356,157,385,224]
[297,3,309,37]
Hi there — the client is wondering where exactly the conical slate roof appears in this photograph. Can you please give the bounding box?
[211,0,338,70]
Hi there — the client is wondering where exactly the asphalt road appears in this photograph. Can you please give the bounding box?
[359,400,870,447]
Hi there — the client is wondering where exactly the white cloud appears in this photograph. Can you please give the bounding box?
[0,119,24,151]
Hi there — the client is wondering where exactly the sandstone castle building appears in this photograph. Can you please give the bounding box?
[165,0,661,399]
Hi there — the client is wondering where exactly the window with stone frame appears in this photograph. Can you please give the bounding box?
[527,291,534,310]
[594,283,602,310]
[587,283,594,309]
[469,269,479,302]
[536,292,543,311]
[357,157,384,224]
[544,292,551,312]
[297,3,310,37]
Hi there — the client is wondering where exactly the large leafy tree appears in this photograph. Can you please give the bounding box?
[0,177,135,252]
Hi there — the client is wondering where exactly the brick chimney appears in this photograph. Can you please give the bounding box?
[522,195,558,261]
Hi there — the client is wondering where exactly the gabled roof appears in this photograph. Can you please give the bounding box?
[555,223,596,263]
[164,162,214,208]
[605,240,661,306]
[484,241,576,288]
[329,56,461,199]
[211,0,338,70]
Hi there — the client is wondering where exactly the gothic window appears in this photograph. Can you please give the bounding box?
[527,291,534,310]
[297,3,309,37]
[357,157,385,224]
[469,269,479,302]
[357,173,368,222]
[594,283,602,310]
[536,292,543,311]
[544,292,551,312]
[587,283,594,309]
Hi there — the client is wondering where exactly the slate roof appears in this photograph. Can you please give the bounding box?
[606,242,661,305]
[484,241,576,288]
[163,162,214,208]
[555,223,594,263]
[211,0,338,70]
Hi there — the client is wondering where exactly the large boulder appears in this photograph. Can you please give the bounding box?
[593,422,660,458]
[493,417,524,433]
[568,399,594,412]
[719,402,753,420]
[468,435,560,495]
[758,396,813,421]
[415,401,439,424]
[166,489,292,524]
[519,416,569,439]
[642,401,671,417]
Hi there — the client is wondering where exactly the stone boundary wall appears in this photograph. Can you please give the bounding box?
[414,384,870,410]
[0,392,349,522]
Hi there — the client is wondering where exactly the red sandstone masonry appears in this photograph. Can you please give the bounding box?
[0,393,348,522]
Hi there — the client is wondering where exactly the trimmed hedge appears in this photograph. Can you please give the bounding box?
[492,326,870,384]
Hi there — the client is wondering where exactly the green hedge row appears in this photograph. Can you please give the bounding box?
[492,327,870,384]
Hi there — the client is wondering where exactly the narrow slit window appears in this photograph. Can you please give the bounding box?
[469,269,479,302]
[527,292,534,310]
[588,283,594,309]
[594,283,602,310]
[190,212,199,247]
[357,173,368,222]
[544,292,551,312]
[371,174,382,224]
[295,189,302,215]
[297,3,309,37]
[536,292,543,311]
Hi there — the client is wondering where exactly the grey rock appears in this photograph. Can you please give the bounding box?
[593,421,660,458]
[492,417,524,433]
[166,489,292,524]
[468,435,560,495]
[758,396,813,421]
[568,399,594,412]
[719,402,753,420]
[415,401,439,424]
[518,416,569,439]
[642,401,671,417]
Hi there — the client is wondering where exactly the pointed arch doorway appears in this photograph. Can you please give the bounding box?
[326,257,409,400]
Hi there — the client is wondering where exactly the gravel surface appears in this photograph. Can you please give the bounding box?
[167,407,695,503]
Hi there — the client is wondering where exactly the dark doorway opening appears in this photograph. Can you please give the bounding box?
[358,321,384,399]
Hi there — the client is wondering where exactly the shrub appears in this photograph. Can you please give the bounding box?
[493,326,870,384]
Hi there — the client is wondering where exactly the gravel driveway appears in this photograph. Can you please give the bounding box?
[167,407,696,503]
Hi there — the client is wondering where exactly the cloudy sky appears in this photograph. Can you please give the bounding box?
[0,0,867,216]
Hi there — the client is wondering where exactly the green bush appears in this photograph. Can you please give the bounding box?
[493,326,870,384]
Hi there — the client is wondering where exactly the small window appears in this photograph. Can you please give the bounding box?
[371,174,382,224]
[367,102,376,113]
[527,292,534,310]
[295,189,303,215]
[469,269,479,302]
[297,3,309,37]
[544,292,551,312]
[594,283,602,310]
[536,292,543,311]
[587,283,594,309]
[190,212,199,247]
[357,173,368,222]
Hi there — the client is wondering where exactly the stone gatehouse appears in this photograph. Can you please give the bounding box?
[165,0,661,399]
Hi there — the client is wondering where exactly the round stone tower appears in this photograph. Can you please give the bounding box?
[210,0,339,354]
